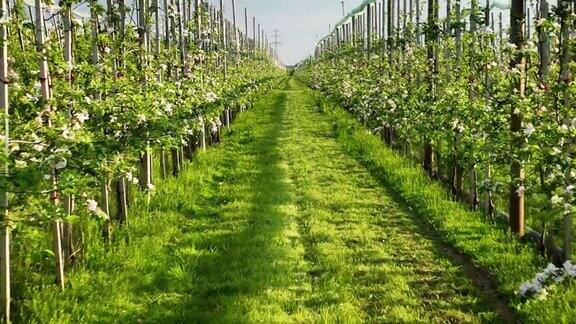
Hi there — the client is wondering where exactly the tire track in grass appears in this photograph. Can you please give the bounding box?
[146,81,316,322]
[22,79,317,323]
[279,78,503,323]
[24,77,510,323]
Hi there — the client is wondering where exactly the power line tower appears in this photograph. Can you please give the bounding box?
[271,29,282,65]
[271,29,282,52]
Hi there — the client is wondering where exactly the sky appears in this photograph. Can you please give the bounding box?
[34,0,549,67]
[26,0,365,66]
[206,0,369,66]
[205,0,550,66]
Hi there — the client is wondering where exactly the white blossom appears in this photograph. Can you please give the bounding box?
[506,43,517,51]
[26,94,39,102]
[540,106,548,113]
[125,172,138,185]
[9,143,19,152]
[72,18,83,27]
[86,199,98,212]
[205,91,218,103]
[54,160,67,170]
[563,203,572,215]
[342,80,353,98]
[165,103,173,114]
[479,26,493,34]
[551,195,563,205]
[564,261,576,277]
[76,112,90,124]
[523,123,536,136]
[33,144,44,152]
[516,185,525,196]
[62,128,73,140]
[543,263,560,275]
[519,262,576,299]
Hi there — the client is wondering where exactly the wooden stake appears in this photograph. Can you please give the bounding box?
[160,150,167,178]
[35,0,50,100]
[537,0,549,82]
[0,225,9,323]
[201,119,206,151]
[219,0,227,78]
[175,0,186,76]
[381,0,385,51]
[367,3,372,52]
[231,0,239,62]
[509,0,526,237]
[101,180,112,242]
[387,0,395,62]
[35,0,67,286]
[117,177,128,224]
[252,17,256,53]
[423,0,437,177]
[0,0,10,316]
[195,0,201,46]
[244,7,248,52]
[415,0,420,44]
[455,0,461,60]
[171,148,180,176]
[559,0,573,259]
[52,219,65,289]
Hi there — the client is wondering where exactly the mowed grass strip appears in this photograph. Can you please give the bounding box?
[279,79,500,323]
[21,79,315,323]
[22,78,502,323]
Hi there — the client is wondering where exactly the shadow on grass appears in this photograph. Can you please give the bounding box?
[133,81,298,322]
[321,107,517,323]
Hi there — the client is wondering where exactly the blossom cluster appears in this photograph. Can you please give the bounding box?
[518,261,576,299]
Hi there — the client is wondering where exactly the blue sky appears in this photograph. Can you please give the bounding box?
[206,0,519,66]
[207,0,368,65]
[29,0,364,66]
[55,0,542,66]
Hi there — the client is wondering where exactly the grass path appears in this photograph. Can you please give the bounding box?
[24,78,503,322]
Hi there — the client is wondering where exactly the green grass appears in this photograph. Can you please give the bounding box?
[301,78,576,323]
[17,77,513,322]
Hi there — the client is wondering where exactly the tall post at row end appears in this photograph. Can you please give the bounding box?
[0,0,10,317]
[509,0,526,237]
